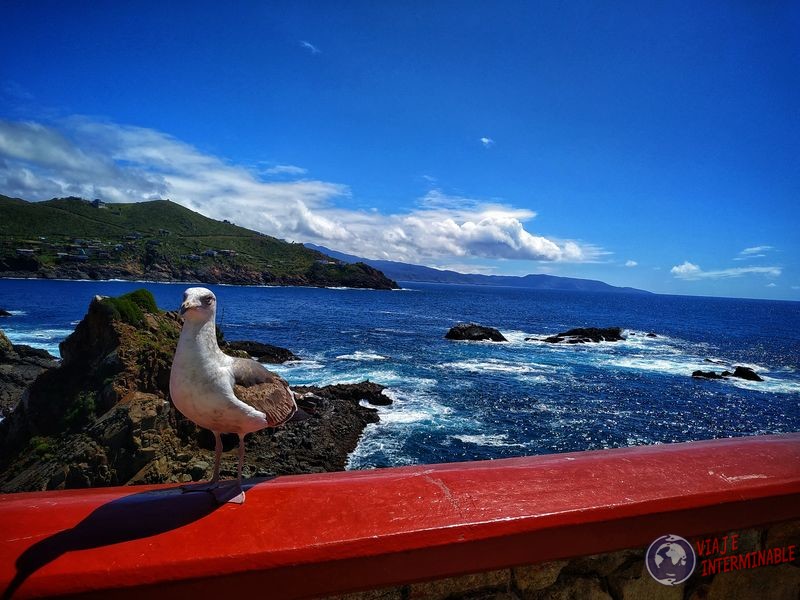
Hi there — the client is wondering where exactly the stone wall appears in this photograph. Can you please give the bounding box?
[330,520,800,600]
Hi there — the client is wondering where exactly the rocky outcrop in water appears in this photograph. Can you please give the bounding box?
[445,323,507,342]
[0,331,60,418]
[0,309,11,317]
[295,381,392,407]
[692,366,764,382]
[224,340,300,364]
[542,327,625,344]
[0,290,390,493]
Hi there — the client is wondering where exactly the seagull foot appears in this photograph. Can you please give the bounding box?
[180,481,220,494]
[211,482,245,504]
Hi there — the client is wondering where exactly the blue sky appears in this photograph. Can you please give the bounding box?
[1,1,798,299]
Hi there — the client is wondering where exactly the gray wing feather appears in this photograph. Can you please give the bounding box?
[231,357,297,427]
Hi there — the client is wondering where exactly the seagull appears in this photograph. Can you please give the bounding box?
[169,287,297,503]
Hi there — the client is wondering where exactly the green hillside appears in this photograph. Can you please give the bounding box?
[0,195,397,289]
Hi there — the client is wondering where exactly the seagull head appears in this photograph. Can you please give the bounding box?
[179,287,217,322]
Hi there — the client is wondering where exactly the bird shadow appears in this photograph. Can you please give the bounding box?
[2,478,271,599]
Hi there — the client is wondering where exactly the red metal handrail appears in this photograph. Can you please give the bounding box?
[1,433,799,598]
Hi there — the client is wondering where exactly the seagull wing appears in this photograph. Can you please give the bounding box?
[230,357,297,427]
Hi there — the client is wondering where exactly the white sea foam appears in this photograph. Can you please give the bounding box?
[441,358,557,376]
[335,351,388,361]
[4,310,26,316]
[347,387,462,470]
[501,330,534,345]
[606,356,711,376]
[451,433,525,447]
[3,329,71,356]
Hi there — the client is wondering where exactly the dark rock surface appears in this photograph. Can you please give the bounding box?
[0,330,60,418]
[692,370,729,380]
[0,290,390,493]
[543,327,625,344]
[0,309,11,317]
[692,365,764,382]
[732,366,764,382]
[224,340,300,364]
[445,323,507,342]
[295,381,392,407]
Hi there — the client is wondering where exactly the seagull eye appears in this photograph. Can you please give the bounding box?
[203,296,213,304]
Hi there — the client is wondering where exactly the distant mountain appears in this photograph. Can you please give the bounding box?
[305,244,651,294]
[0,195,398,289]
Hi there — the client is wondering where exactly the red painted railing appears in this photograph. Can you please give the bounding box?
[1,433,799,598]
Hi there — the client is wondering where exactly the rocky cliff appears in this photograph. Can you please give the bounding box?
[0,290,389,492]
[0,331,59,418]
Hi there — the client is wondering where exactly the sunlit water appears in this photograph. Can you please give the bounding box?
[1,279,798,468]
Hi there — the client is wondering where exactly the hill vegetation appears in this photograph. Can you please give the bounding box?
[0,195,397,289]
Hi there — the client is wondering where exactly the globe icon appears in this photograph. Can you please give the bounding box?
[646,534,696,585]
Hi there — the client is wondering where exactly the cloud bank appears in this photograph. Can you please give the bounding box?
[0,117,600,265]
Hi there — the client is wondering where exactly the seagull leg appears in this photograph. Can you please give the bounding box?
[211,431,222,484]
[181,431,222,493]
[214,433,246,504]
[233,433,247,503]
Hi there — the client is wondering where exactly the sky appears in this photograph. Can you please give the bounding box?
[0,1,798,300]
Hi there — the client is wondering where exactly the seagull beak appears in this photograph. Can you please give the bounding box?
[179,301,200,315]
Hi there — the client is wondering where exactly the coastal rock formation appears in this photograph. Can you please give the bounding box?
[543,327,625,344]
[445,323,508,342]
[0,330,60,418]
[0,289,390,492]
[295,381,392,407]
[224,340,300,364]
[692,366,764,382]
[692,370,729,380]
[0,309,11,317]
[732,366,764,382]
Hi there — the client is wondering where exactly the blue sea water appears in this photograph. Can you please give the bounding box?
[1,279,798,468]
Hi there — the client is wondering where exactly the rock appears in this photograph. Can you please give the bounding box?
[688,563,800,600]
[407,569,510,600]
[445,323,507,342]
[224,340,300,364]
[294,381,392,407]
[0,330,13,355]
[692,370,726,380]
[732,366,764,382]
[513,560,568,593]
[646,332,657,338]
[544,327,625,344]
[0,329,59,418]
[0,309,11,317]
[692,366,763,382]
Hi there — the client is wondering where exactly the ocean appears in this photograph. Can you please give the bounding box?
[1,279,798,469]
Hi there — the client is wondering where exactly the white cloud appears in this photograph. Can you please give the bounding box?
[625,260,638,267]
[480,137,494,148]
[300,40,321,54]
[263,164,308,176]
[0,117,601,265]
[740,245,773,256]
[670,261,702,277]
[734,245,774,261]
[766,283,777,288]
[671,261,781,280]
